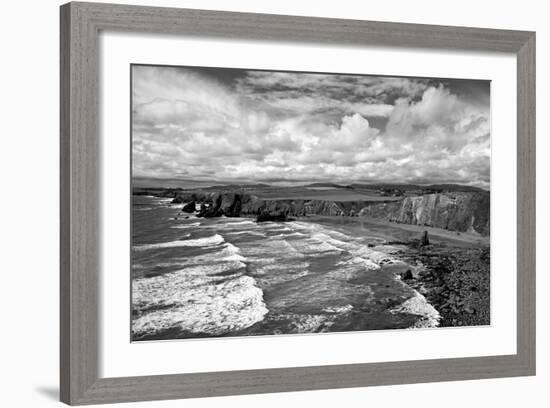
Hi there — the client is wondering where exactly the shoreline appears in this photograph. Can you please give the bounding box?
[298,215,489,248]
[297,215,490,327]
[133,198,490,338]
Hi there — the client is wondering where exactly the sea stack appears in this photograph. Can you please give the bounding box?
[421,230,430,246]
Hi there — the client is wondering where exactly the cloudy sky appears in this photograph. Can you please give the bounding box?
[132,65,490,188]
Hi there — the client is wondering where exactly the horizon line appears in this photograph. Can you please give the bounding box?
[131,176,489,190]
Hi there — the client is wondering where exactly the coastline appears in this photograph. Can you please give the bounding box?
[189,208,491,329]
[306,215,490,327]
[132,195,490,340]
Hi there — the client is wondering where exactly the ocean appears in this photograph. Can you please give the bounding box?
[131,195,440,341]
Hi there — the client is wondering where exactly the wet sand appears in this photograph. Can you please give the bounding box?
[302,215,489,248]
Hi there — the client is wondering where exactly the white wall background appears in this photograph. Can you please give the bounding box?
[0,0,546,407]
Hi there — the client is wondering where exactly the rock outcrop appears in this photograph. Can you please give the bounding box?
[181,201,196,213]
[421,231,430,246]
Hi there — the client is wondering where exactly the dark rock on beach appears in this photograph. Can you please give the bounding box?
[181,201,196,213]
[256,211,292,222]
[401,269,414,280]
[421,230,430,246]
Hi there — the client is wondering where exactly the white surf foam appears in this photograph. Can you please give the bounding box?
[310,232,357,251]
[225,230,266,237]
[322,304,354,314]
[291,222,357,242]
[390,292,441,328]
[133,234,224,251]
[286,237,342,255]
[250,261,310,285]
[221,243,247,262]
[277,224,356,256]
[132,271,268,337]
[203,220,256,229]
[338,256,380,271]
[134,207,153,211]
[290,222,403,266]
[239,238,304,260]
[171,222,201,229]
[222,220,256,226]
[265,226,293,233]
[287,221,315,230]
[152,197,173,203]
[271,232,307,239]
[272,313,331,333]
[351,246,403,265]
[137,243,247,272]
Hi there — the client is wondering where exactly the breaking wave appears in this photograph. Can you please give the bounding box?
[133,234,224,251]
[132,232,268,338]
[390,291,441,328]
[171,222,202,229]
[133,272,268,337]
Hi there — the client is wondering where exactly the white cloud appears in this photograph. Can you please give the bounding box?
[132,66,490,188]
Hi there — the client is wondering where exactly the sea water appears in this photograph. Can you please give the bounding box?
[131,195,439,341]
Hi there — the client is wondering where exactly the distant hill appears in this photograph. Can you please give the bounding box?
[133,177,487,193]
[202,183,271,191]
[133,177,269,190]
[349,183,487,192]
[278,181,486,193]
[304,182,345,188]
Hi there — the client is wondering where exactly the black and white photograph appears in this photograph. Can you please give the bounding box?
[131,64,491,341]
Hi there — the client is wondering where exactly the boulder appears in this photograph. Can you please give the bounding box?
[402,269,414,280]
[181,201,196,213]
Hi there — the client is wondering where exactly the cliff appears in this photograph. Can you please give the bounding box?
[169,191,489,236]
[172,191,368,218]
[358,192,490,236]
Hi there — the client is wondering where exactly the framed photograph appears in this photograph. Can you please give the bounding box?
[60,1,535,405]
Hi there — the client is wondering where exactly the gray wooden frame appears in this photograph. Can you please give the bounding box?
[60,1,536,405]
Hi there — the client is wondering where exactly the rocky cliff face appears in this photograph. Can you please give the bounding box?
[171,191,490,236]
[359,192,490,236]
[173,192,369,218]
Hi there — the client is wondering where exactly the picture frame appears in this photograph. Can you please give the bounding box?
[60,1,536,405]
